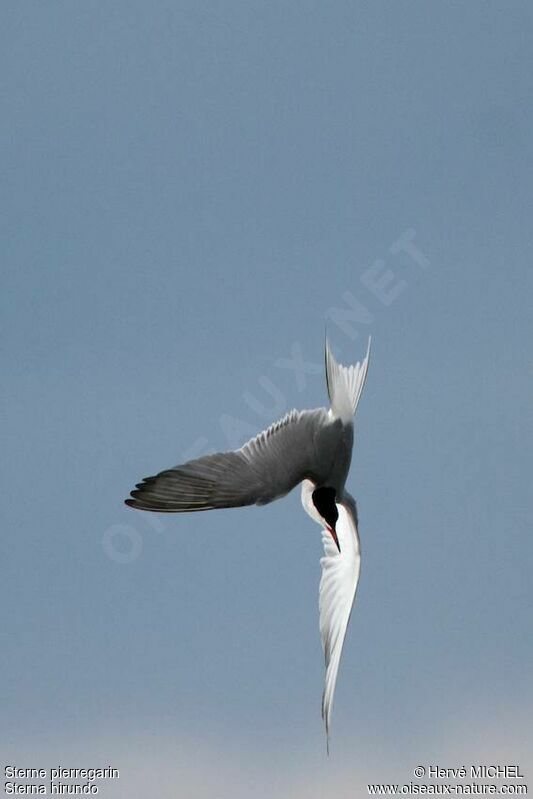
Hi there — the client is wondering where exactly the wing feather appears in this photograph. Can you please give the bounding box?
[319,500,361,750]
[125,408,330,512]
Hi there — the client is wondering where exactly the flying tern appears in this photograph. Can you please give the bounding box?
[126,336,371,748]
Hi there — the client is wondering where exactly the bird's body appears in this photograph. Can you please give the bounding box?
[126,336,371,748]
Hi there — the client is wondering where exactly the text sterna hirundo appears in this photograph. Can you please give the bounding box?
[126,336,371,749]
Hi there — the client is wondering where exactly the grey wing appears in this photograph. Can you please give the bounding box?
[125,408,332,512]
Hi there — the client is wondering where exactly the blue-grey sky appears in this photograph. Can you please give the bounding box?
[2,2,532,796]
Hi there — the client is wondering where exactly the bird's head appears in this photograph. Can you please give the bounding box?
[312,486,340,552]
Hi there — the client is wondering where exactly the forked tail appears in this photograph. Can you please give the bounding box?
[325,336,371,422]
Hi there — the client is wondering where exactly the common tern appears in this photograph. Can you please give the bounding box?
[126,336,371,748]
